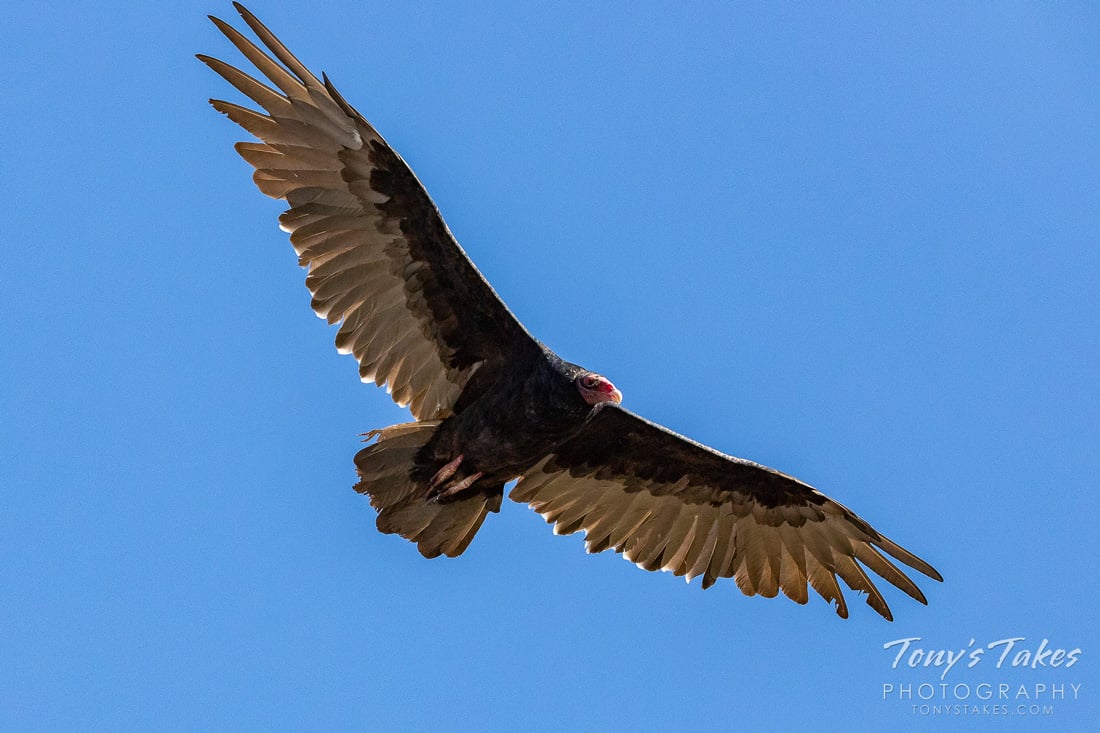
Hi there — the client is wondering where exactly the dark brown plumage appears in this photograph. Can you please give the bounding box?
[201,3,942,620]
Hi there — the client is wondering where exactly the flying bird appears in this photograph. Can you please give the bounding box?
[200,3,942,620]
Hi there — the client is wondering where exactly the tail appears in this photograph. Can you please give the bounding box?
[354,422,502,559]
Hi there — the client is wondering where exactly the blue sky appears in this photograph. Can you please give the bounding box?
[3,1,1098,730]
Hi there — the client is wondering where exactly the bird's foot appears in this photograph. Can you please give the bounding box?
[429,454,464,489]
[434,471,484,501]
[427,454,483,502]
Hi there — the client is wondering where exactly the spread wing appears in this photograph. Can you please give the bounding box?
[199,3,540,420]
[510,405,942,620]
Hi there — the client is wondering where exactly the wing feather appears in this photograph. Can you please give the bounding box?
[511,405,941,620]
[660,512,700,573]
[776,524,810,604]
[201,5,540,420]
[702,505,737,590]
[583,492,637,554]
[683,508,722,581]
[625,497,681,570]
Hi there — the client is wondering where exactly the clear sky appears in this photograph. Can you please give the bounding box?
[3,2,1097,730]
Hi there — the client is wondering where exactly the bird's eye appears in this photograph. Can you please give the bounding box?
[581,374,600,389]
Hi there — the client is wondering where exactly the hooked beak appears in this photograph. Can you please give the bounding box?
[578,376,624,406]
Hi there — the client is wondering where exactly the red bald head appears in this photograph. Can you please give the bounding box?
[576,372,623,406]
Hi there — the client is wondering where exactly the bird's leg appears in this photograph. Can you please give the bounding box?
[429,454,464,489]
[436,471,484,499]
[427,454,484,501]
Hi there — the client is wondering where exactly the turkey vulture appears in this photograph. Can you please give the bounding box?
[200,3,942,620]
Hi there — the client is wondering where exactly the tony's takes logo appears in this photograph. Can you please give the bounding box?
[883,637,1081,681]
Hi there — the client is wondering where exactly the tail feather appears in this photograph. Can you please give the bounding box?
[354,421,501,559]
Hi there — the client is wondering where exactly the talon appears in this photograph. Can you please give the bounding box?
[438,471,484,499]
[429,454,464,489]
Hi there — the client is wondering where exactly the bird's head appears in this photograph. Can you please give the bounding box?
[575,371,622,406]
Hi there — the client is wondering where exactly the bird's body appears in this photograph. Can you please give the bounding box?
[408,351,597,498]
[201,2,942,620]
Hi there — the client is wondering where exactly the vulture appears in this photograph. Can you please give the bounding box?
[200,3,942,620]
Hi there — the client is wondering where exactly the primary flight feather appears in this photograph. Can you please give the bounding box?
[200,2,942,620]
